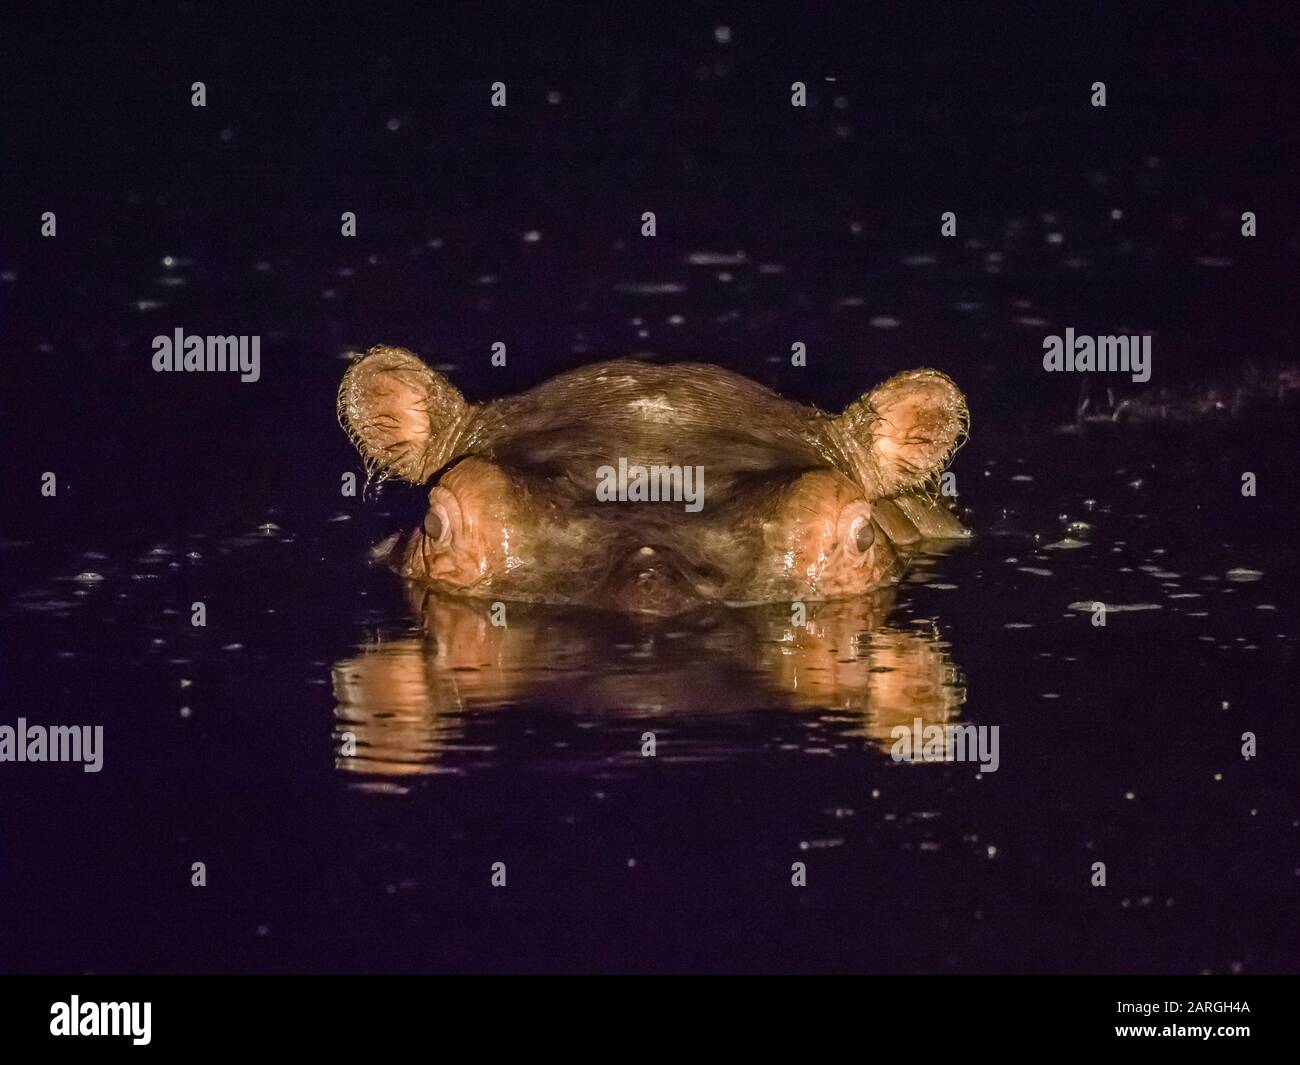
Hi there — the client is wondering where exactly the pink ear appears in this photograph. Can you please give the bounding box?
[337,346,471,482]
[834,370,967,496]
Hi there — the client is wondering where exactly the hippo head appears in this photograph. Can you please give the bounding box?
[339,346,968,615]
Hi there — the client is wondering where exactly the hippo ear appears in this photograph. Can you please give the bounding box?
[338,346,472,482]
[834,370,967,496]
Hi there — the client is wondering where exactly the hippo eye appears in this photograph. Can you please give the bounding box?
[424,500,452,550]
[837,503,874,559]
[851,515,875,553]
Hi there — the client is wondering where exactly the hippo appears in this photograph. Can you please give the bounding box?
[338,345,969,615]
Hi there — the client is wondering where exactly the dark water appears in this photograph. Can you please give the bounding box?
[2,5,1297,973]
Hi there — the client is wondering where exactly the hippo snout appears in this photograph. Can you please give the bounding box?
[604,545,715,617]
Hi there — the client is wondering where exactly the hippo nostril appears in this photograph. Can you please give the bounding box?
[605,544,717,615]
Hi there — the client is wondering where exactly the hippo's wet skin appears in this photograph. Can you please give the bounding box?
[339,346,969,615]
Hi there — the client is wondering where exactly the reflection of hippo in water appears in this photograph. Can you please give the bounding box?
[332,591,967,777]
[339,345,969,615]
